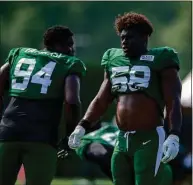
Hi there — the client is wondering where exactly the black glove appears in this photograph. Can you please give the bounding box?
[57,137,72,159]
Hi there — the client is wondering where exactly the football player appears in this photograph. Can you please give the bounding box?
[69,12,182,185]
[0,25,86,185]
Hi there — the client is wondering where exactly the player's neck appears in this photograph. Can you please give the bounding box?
[125,47,148,59]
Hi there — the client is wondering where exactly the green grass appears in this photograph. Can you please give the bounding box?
[16,178,113,185]
[52,179,113,185]
[16,176,192,185]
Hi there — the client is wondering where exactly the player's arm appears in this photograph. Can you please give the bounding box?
[79,48,113,129]
[161,67,182,163]
[81,71,114,124]
[68,72,115,149]
[0,63,10,117]
[57,74,82,159]
[161,68,182,136]
[64,74,81,137]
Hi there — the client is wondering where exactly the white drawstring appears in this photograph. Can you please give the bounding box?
[124,131,136,151]
[124,131,136,138]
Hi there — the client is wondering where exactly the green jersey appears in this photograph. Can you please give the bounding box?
[101,47,180,115]
[76,125,119,159]
[6,47,86,99]
[0,47,86,145]
[82,125,119,146]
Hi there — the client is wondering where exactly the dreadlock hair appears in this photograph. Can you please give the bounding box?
[114,12,153,36]
[43,25,73,50]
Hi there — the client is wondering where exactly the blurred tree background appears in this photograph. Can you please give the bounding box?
[0,1,192,179]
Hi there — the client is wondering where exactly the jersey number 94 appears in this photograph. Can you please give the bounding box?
[12,58,56,94]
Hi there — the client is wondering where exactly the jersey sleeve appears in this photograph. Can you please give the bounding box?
[5,48,20,65]
[159,47,180,71]
[75,140,91,160]
[5,49,14,65]
[68,58,87,78]
[101,49,111,72]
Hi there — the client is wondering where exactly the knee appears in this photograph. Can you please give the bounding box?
[135,173,172,185]
[135,174,155,185]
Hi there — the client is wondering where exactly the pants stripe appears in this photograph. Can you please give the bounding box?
[154,126,165,176]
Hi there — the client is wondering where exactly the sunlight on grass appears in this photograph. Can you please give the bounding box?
[16,178,113,185]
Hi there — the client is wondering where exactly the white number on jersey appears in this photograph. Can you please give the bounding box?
[111,65,151,92]
[12,58,56,94]
[101,131,119,146]
[88,130,119,146]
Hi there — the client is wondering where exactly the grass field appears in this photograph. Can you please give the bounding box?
[16,178,113,185]
[52,179,113,185]
[16,176,192,185]
[16,176,193,185]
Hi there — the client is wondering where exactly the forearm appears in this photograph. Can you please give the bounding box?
[167,97,182,136]
[65,103,81,136]
[79,97,111,130]
[78,72,114,130]
[161,68,182,136]
[83,97,109,122]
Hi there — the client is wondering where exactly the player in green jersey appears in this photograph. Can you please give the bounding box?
[68,12,182,185]
[0,25,86,185]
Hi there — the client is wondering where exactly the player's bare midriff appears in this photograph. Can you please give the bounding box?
[116,93,162,131]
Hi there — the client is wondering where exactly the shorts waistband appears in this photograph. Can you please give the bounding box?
[124,131,136,138]
[119,126,164,138]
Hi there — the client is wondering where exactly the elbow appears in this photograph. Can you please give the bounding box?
[93,96,109,110]
[166,97,182,116]
[65,96,81,106]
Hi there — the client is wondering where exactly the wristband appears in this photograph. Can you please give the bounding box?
[169,129,180,137]
[78,119,92,130]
